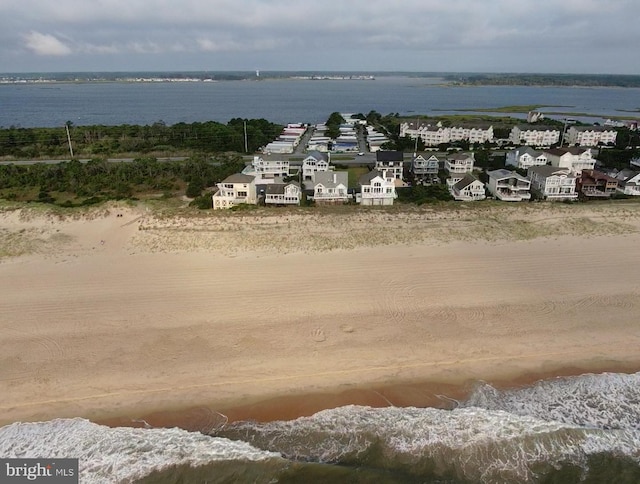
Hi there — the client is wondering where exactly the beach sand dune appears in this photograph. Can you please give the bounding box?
[1,202,640,425]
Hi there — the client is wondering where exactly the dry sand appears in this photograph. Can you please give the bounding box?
[1,201,640,427]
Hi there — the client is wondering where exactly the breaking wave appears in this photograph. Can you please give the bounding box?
[1,372,640,483]
[462,371,640,431]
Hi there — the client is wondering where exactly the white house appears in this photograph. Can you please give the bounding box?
[302,151,331,181]
[509,125,561,147]
[411,154,441,182]
[567,126,618,146]
[444,152,475,174]
[212,174,257,210]
[357,170,397,206]
[614,170,640,196]
[449,174,486,201]
[264,182,302,205]
[545,147,596,175]
[487,169,532,201]
[251,155,290,180]
[375,151,405,184]
[527,166,578,201]
[505,147,548,170]
[311,171,350,204]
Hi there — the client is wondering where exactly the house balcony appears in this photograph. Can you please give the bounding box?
[496,182,530,190]
[581,188,612,198]
[445,165,472,174]
[412,166,438,175]
[495,189,531,201]
[314,192,350,200]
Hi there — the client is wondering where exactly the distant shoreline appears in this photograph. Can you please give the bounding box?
[2,71,640,88]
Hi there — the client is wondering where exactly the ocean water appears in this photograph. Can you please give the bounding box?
[1,372,639,483]
[1,77,640,128]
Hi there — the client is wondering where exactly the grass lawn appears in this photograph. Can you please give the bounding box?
[337,167,369,189]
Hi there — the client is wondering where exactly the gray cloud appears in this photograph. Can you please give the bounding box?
[1,0,639,73]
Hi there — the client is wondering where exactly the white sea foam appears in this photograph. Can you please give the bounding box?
[222,405,640,483]
[462,371,640,431]
[0,418,282,483]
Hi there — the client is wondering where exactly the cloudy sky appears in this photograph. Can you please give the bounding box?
[1,0,639,74]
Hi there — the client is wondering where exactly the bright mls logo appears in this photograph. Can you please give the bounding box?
[0,459,78,483]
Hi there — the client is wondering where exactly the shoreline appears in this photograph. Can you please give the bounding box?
[95,361,640,431]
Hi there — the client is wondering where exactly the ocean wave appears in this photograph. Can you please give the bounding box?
[0,418,284,483]
[217,405,640,483]
[462,371,640,431]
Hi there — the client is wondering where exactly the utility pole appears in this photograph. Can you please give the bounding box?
[243,120,248,153]
[65,123,74,158]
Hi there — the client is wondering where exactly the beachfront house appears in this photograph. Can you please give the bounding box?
[577,169,619,198]
[264,181,302,206]
[505,147,548,170]
[546,147,596,175]
[310,171,350,204]
[566,126,618,146]
[614,170,640,196]
[527,166,578,201]
[509,125,561,147]
[357,170,397,205]
[302,151,331,181]
[444,153,475,174]
[487,169,532,201]
[411,154,441,183]
[449,174,486,201]
[212,174,257,210]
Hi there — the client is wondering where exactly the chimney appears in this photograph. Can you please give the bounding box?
[333,173,337,183]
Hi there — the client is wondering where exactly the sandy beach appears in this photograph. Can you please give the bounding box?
[2,201,640,428]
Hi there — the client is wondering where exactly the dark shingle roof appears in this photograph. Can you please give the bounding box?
[376,151,404,162]
[453,174,479,191]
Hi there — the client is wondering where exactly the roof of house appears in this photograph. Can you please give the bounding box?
[528,165,574,177]
[222,173,255,184]
[265,181,300,195]
[513,146,545,158]
[358,169,386,185]
[376,151,404,162]
[487,169,529,182]
[580,169,618,183]
[453,174,481,191]
[515,124,560,131]
[304,150,329,162]
[313,170,348,188]
[545,147,590,156]
[570,125,616,132]
[447,152,474,161]
[413,153,443,162]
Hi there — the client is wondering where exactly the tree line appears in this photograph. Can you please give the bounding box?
[0,155,244,208]
[0,119,282,159]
